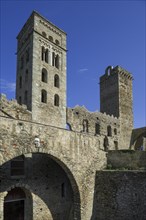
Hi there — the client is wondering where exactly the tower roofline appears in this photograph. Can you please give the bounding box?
[100,65,133,84]
[17,10,67,40]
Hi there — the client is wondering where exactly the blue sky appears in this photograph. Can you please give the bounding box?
[0,0,145,128]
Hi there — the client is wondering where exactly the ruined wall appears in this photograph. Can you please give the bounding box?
[0,94,31,121]
[67,106,120,150]
[91,171,146,220]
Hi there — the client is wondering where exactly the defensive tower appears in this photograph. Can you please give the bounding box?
[100,65,133,148]
[16,11,67,128]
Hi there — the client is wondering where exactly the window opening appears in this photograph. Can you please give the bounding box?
[55,39,60,45]
[52,52,55,66]
[95,123,100,135]
[49,36,53,42]
[42,31,47,37]
[41,90,47,103]
[54,94,59,106]
[41,46,45,61]
[54,74,59,88]
[107,125,112,136]
[45,49,48,63]
[42,68,48,83]
[55,54,59,69]
[114,128,117,135]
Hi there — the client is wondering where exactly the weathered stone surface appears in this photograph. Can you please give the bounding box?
[0,10,146,220]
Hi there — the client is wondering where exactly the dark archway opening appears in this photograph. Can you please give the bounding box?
[4,188,27,220]
[1,153,81,220]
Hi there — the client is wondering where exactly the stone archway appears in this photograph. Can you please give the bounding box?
[4,187,32,220]
[0,152,81,220]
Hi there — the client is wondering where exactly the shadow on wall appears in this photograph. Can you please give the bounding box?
[91,171,146,220]
[0,153,81,220]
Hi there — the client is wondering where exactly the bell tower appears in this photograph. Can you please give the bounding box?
[16,11,67,128]
[100,65,133,148]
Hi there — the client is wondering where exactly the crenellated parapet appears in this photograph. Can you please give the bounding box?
[0,94,32,121]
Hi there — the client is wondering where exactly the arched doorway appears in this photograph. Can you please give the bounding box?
[4,187,32,220]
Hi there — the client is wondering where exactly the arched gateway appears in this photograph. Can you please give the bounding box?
[1,153,81,220]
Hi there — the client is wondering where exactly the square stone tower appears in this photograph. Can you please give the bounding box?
[16,11,67,128]
[100,66,133,148]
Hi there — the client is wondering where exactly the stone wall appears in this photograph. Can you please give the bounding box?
[0,115,107,220]
[67,106,120,151]
[91,171,146,220]
[107,150,146,170]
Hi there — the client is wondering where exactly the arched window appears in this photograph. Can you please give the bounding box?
[83,119,88,132]
[49,36,53,42]
[54,94,59,106]
[42,31,47,37]
[45,49,49,63]
[19,76,22,88]
[11,156,25,176]
[41,46,45,61]
[114,128,117,135]
[107,125,112,137]
[95,123,100,135]
[54,74,59,88]
[55,54,59,69]
[55,39,60,45]
[41,90,47,103]
[42,68,48,83]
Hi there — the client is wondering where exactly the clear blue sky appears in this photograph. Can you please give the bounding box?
[0,0,146,128]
